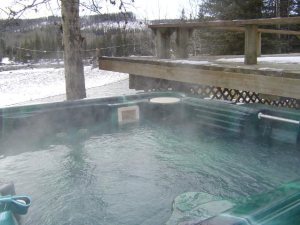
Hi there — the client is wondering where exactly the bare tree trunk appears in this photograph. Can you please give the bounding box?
[61,0,86,100]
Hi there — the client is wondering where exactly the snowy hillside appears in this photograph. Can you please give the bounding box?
[1,13,145,33]
[81,20,145,31]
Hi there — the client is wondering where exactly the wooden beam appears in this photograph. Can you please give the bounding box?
[175,28,190,58]
[155,29,173,58]
[208,27,245,32]
[99,58,300,99]
[149,16,300,29]
[257,32,262,57]
[245,25,258,65]
[258,28,300,36]
[208,27,300,36]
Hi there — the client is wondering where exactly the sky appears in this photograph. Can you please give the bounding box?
[0,0,201,20]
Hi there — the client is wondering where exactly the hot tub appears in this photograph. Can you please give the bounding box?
[0,92,299,225]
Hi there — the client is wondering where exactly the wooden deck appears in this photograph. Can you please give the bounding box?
[98,17,300,108]
[99,55,300,99]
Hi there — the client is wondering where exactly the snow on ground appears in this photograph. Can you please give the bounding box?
[0,66,128,107]
[171,60,210,65]
[216,56,300,64]
[1,57,13,65]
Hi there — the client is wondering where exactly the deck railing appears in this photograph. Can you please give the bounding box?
[149,16,300,65]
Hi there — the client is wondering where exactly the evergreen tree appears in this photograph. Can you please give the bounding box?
[262,0,294,17]
[199,0,263,20]
[294,0,300,14]
[33,33,41,61]
[196,0,264,55]
[196,0,299,55]
[180,8,187,21]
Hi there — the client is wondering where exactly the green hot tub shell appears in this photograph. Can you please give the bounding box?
[0,92,299,225]
[2,92,299,147]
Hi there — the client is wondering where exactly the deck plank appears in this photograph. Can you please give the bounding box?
[99,55,300,99]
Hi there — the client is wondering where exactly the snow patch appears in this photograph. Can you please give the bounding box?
[174,60,210,65]
[216,56,300,64]
[258,67,284,72]
[162,59,210,65]
[1,57,13,65]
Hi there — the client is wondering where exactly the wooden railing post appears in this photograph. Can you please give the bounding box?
[154,28,173,59]
[175,28,192,58]
[244,25,258,65]
[257,31,262,57]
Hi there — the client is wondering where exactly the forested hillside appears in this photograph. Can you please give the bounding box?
[0,12,153,63]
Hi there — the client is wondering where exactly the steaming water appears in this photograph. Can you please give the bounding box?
[0,123,300,225]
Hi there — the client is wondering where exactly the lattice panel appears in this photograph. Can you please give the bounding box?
[186,84,298,109]
[182,84,299,109]
[130,75,299,109]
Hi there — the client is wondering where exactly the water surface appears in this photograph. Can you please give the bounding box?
[0,123,299,225]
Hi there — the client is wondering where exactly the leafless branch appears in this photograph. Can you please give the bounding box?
[2,0,52,19]
[80,0,102,14]
[79,0,134,28]
[0,0,52,32]
[79,0,134,16]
